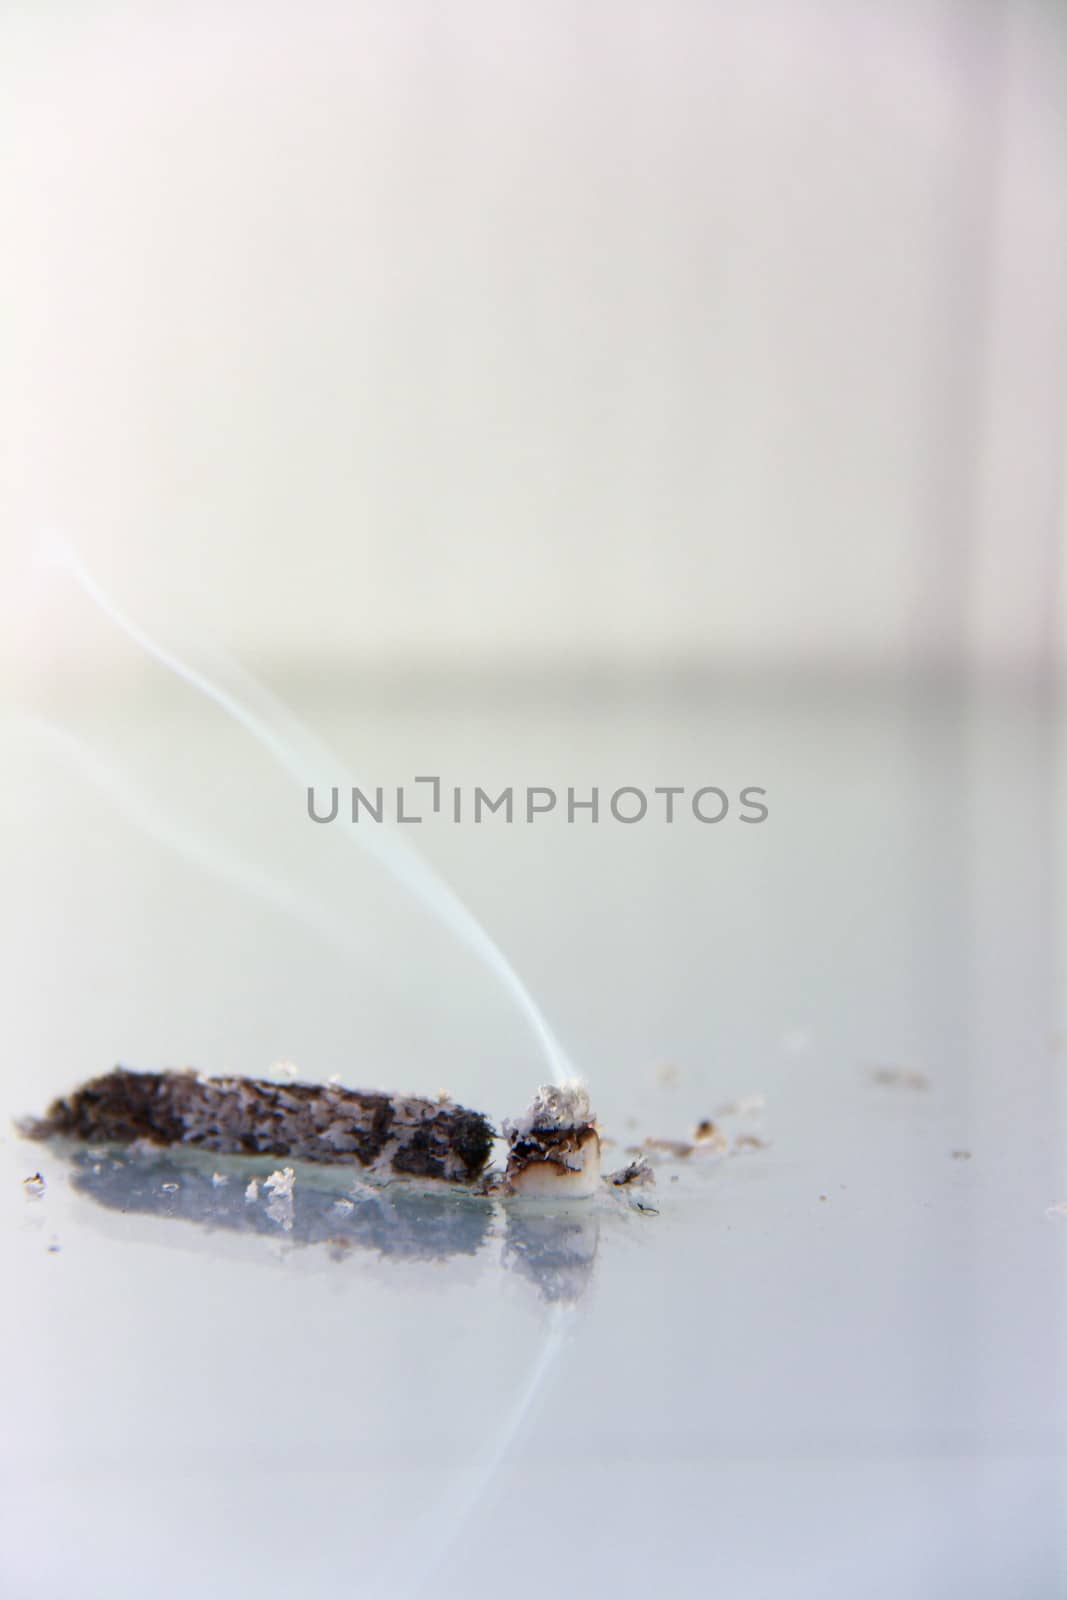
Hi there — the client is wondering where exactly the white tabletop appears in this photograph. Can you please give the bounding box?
[4,677,1065,1598]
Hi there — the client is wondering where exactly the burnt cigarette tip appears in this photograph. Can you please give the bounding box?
[503,1081,602,1198]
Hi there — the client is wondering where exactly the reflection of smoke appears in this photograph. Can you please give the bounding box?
[503,1207,600,1303]
[69,1149,492,1262]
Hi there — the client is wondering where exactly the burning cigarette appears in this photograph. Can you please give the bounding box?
[25,1068,602,1196]
[502,1082,601,1198]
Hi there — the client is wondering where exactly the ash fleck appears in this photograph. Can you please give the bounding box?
[870,1065,930,1091]
[23,1172,46,1199]
[692,1119,729,1154]
[211,1172,228,1187]
[607,1156,655,1189]
[951,1149,972,1161]
[264,1167,295,1200]
[264,1166,296,1231]
[160,1181,179,1194]
[639,1137,694,1160]
[245,1178,260,1202]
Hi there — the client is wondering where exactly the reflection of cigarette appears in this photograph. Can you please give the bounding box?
[26,1069,602,1196]
[503,1208,600,1301]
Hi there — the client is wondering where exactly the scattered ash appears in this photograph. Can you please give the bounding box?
[619,1096,770,1168]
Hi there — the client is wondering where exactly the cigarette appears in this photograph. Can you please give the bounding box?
[26,1068,603,1197]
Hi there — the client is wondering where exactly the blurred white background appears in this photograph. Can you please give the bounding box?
[4,0,1066,687]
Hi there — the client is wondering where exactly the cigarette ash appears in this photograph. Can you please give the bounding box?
[503,1081,593,1141]
[23,1172,46,1199]
[28,1069,495,1185]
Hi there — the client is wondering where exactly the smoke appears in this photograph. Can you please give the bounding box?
[36,533,572,1087]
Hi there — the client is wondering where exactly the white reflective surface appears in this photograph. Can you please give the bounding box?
[4,680,1066,1597]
